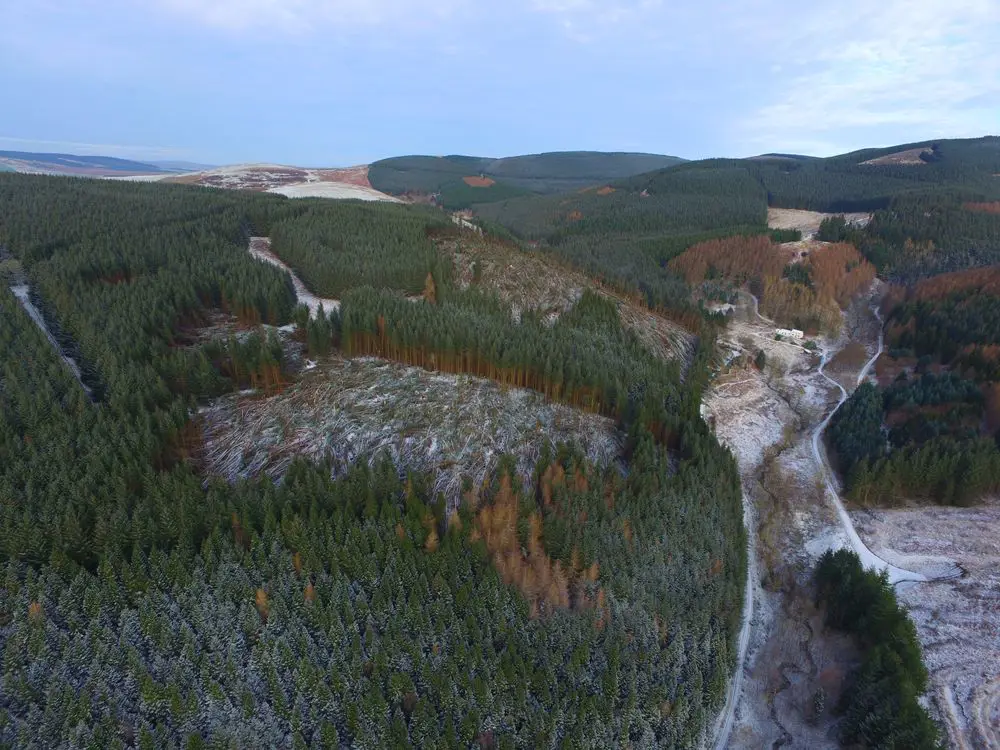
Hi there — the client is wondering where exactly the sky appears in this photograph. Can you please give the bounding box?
[1,0,998,166]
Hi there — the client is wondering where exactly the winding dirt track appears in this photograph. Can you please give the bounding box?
[811,310,929,584]
[971,677,1000,749]
[711,296,964,749]
[248,237,340,318]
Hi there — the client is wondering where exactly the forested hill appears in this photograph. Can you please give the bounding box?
[368,151,686,209]
[471,136,1000,297]
[0,172,745,748]
[478,137,1000,232]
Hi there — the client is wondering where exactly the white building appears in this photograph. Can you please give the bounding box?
[775,328,805,340]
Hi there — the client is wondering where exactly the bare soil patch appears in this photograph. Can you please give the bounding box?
[171,309,247,347]
[596,186,616,196]
[964,201,1000,215]
[860,148,932,166]
[826,341,869,380]
[316,165,372,187]
[463,175,496,187]
[767,208,871,239]
[163,173,205,185]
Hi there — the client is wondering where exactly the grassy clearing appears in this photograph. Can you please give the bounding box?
[200,355,622,504]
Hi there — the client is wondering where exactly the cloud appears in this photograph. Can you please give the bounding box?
[0,136,186,160]
[741,0,1000,154]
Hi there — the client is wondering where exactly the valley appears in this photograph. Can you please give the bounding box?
[707,286,998,749]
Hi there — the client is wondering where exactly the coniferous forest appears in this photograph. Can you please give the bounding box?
[0,173,746,748]
[4,136,999,748]
[813,550,941,750]
[827,264,1000,506]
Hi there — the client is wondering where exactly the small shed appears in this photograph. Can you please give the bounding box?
[775,328,805,340]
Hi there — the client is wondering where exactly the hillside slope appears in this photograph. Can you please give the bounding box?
[0,150,167,176]
[0,171,745,749]
[163,163,399,201]
[368,150,686,208]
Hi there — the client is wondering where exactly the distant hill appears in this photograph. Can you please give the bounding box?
[743,136,1000,212]
[368,151,686,209]
[150,160,218,172]
[746,153,818,162]
[0,151,167,176]
[478,137,1000,239]
[475,136,1000,299]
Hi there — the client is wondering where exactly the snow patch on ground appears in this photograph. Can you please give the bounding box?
[267,181,399,201]
[103,174,171,182]
[160,163,400,202]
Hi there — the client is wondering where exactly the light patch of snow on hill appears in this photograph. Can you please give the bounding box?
[267,181,399,201]
[104,174,171,182]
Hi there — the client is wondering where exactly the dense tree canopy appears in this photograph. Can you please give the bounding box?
[814,550,942,750]
[0,173,746,748]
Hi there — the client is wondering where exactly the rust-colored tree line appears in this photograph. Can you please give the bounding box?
[670,235,875,331]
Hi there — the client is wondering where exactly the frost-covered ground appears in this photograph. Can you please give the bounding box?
[710,290,986,749]
[103,173,171,182]
[705,299,845,748]
[199,356,622,505]
[767,208,871,239]
[444,232,694,362]
[855,503,1000,749]
[161,163,400,201]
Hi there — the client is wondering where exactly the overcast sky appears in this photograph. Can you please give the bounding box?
[2,0,998,165]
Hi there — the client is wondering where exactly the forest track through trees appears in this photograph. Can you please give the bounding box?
[712,480,757,749]
[248,237,340,318]
[810,311,930,585]
[10,284,93,399]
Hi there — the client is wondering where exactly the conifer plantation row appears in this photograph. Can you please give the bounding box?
[0,173,745,748]
[268,204,452,298]
[340,288,684,421]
